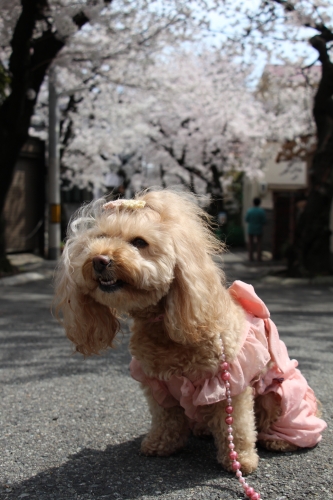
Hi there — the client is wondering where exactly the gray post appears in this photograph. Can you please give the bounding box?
[48,66,61,260]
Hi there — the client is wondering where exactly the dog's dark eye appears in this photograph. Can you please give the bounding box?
[130,237,148,249]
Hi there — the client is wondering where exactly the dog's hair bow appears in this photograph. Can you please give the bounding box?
[103,199,146,211]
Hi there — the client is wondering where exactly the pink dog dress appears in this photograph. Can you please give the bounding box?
[130,280,327,447]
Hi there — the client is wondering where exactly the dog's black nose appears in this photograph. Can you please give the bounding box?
[93,255,112,273]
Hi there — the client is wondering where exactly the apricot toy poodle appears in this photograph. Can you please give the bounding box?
[55,189,326,497]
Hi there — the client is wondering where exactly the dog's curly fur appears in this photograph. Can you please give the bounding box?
[55,189,296,475]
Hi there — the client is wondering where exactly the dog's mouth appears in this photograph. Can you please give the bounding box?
[91,255,127,293]
[98,276,126,293]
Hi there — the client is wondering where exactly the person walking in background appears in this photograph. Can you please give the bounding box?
[245,197,266,262]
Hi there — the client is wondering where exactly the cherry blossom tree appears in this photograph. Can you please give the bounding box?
[257,64,318,144]
[131,51,267,216]
[53,50,267,220]
[216,0,333,274]
[2,0,332,275]
[46,0,333,275]
[0,0,206,270]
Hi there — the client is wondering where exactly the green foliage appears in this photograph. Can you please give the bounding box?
[216,223,245,248]
[215,171,245,247]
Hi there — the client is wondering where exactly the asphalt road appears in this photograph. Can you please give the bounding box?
[0,260,332,500]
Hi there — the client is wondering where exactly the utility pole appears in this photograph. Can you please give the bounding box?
[48,66,61,260]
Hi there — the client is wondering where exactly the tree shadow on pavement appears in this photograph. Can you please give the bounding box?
[1,436,250,500]
[0,318,132,385]
[1,435,326,500]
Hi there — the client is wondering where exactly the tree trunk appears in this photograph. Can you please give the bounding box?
[296,153,333,274]
[0,0,64,271]
[208,164,225,218]
[293,34,333,275]
[0,0,114,272]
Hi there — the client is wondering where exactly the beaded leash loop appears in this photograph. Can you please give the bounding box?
[220,340,261,500]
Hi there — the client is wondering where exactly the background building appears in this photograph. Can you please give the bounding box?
[243,142,333,260]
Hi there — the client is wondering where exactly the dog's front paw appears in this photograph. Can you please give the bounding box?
[218,449,259,475]
[258,439,299,452]
[141,429,188,457]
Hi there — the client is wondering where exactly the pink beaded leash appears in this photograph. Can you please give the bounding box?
[220,339,261,500]
[149,315,262,498]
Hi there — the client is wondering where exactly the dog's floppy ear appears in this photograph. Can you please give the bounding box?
[150,192,226,345]
[164,242,225,345]
[54,264,120,356]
